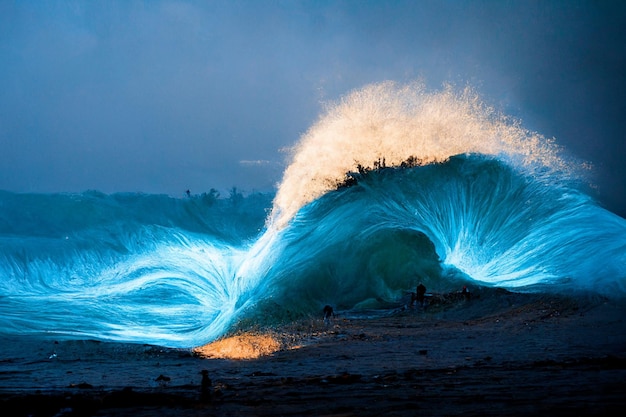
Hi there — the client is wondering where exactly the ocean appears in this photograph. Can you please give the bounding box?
[1,82,625,348]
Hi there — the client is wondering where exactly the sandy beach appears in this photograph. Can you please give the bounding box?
[1,291,625,416]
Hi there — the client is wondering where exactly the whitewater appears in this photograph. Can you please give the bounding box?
[1,82,625,348]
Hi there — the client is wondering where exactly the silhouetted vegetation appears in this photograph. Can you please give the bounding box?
[199,188,220,206]
[229,186,244,207]
[181,188,274,240]
[338,156,426,189]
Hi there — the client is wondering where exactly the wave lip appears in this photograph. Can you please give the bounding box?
[271,81,578,229]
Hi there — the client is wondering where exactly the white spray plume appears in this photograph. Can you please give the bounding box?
[270,81,571,229]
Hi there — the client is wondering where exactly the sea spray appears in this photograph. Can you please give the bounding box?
[270,81,575,229]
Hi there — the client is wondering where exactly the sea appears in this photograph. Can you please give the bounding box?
[1,82,625,348]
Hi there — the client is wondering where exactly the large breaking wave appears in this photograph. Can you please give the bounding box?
[1,82,625,348]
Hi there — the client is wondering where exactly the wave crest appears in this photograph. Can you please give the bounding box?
[271,81,574,228]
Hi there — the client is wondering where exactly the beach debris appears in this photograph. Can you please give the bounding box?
[323,372,362,384]
[411,283,427,307]
[323,305,335,325]
[247,371,277,377]
[68,382,93,389]
[200,370,212,402]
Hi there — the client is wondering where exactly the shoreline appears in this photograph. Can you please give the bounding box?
[2,292,625,416]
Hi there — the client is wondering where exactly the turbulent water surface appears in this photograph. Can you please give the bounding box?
[1,82,625,348]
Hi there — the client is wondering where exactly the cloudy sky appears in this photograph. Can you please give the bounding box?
[0,1,624,216]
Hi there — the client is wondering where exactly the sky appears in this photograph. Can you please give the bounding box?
[0,1,625,216]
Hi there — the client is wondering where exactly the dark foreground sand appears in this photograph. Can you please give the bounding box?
[1,291,625,416]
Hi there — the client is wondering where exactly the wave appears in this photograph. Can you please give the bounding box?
[0,82,624,348]
[0,189,270,242]
[258,157,626,314]
[0,190,271,346]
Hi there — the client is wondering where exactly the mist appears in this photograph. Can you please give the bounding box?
[0,1,624,216]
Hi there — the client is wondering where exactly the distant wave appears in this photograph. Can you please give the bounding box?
[0,191,271,346]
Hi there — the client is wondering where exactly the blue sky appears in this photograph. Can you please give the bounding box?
[1,1,625,216]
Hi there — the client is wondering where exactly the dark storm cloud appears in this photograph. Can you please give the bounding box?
[0,1,624,215]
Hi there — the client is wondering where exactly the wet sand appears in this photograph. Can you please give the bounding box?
[1,291,625,416]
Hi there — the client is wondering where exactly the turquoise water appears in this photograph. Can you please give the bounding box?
[1,83,624,348]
